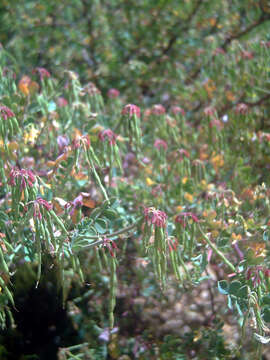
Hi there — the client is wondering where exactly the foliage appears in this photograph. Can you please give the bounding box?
[0,1,270,359]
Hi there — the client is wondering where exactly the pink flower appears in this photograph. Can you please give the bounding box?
[144,207,167,228]
[213,47,225,56]
[72,134,90,149]
[241,51,254,60]
[235,103,249,115]
[102,237,118,257]
[175,212,199,227]
[9,167,35,189]
[33,198,52,219]
[99,129,117,146]
[33,67,51,80]
[107,88,120,98]
[204,106,216,117]
[171,106,185,116]
[57,97,68,107]
[122,104,141,118]
[151,104,166,115]
[154,139,168,151]
[177,148,190,161]
[0,105,15,120]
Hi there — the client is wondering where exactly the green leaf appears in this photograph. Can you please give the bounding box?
[94,218,107,234]
[228,281,241,296]
[218,280,228,295]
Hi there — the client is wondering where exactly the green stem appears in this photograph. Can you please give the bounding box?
[198,224,236,273]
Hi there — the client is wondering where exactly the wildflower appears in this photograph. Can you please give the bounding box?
[177,148,190,161]
[235,103,249,115]
[246,266,270,287]
[33,198,52,219]
[154,139,168,151]
[9,167,35,189]
[107,88,120,98]
[151,104,166,115]
[0,105,15,120]
[99,129,117,146]
[171,106,185,116]
[33,67,51,80]
[144,207,167,228]
[175,212,199,227]
[203,106,216,117]
[57,135,69,152]
[213,47,225,56]
[72,134,90,149]
[102,237,118,257]
[122,104,141,118]
[57,97,68,107]
[18,76,32,96]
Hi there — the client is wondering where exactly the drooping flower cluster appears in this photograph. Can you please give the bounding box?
[151,104,166,116]
[144,207,167,228]
[175,212,199,227]
[107,88,120,98]
[33,67,51,81]
[33,198,52,219]
[171,106,185,116]
[154,138,168,151]
[0,105,15,120]
[99,129,117,146]
[122,104,140,118]
[72,134,90,149]
[9,167,36,189]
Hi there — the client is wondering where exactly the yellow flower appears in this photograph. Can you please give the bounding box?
[24,126,40,145]
[182,177,188,184]
[184,193,193,202]
[146,177,155,186]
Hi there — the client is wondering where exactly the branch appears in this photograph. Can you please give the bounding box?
[185,13,270,85]
[75,217,142,248]
[160,0,203,57]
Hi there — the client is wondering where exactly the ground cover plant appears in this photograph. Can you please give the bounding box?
[1,1,270,359]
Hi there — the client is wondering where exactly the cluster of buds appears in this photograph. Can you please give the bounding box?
[9,167,36,189]
[33,198,52,219]
[144,207,167,228]
[99,129,117,146]
[0,105,19,139]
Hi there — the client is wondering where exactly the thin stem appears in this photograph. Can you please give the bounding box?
[198,224,236,273]
[76,217,142,247]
